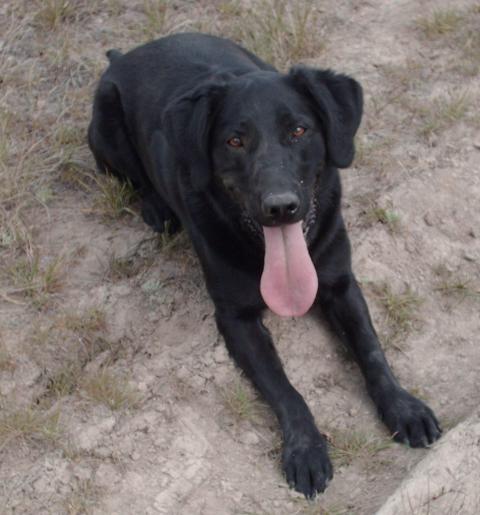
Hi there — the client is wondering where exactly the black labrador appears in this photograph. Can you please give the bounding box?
[88,33,441,498]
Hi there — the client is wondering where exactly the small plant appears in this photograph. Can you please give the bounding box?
[0,407,61,449]
[354,135,395,171]
[327,429,392,467]
[92,174,137,220]
[226,0,324,69]
[106,253,146,281]
[222,380,259,422]
[44,363,81,399]
[34,0,74,30]
[64,478,100,515]
[363,202,401,233]
[417,9,463,38]
[4,251,65,306]
[143,0,168,39]
[61,307,106,334]
[82,367,141,411]
[371,283,423,347]
[433,264,480,300]
[419,91,469,138]
[54,125,85,148]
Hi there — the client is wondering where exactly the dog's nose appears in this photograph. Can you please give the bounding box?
[261,192,300,223]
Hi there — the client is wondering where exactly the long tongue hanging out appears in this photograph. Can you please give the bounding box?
[260,222,318,317]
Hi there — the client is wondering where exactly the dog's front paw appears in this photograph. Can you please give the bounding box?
[378,388,442,448]
[282,431,333,498]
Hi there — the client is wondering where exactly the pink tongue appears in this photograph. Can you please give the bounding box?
[260,222,318,317]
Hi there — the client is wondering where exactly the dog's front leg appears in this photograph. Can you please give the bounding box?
[216,309,332,497]
[316,274,442,447]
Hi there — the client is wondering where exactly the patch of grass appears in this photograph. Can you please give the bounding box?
[4,251,66,307]
[33,0,75,30]
[327,429,392,467]
[60,307,107,334]
[92,174,137,220]
[225,0,325,69]
[354,135,395,171]
[419,91,470,139]
[433,264,480,300]
[64,478,100,515]
[143,0,168,39]
[417,9,463,38]
[362,201,400,233]
[435,279,480,298]
[44,363,82,399]
[32,307,116,406]
[61,165,137,220]
[371,283,423,348]
[105,253,150,281]
[292,499,352,515]
[415,6,480,77]
[55,124,85,148]
[222,380,260,423]
[0,407,61,451]
[31,306,109,358]
[82,367,141,411]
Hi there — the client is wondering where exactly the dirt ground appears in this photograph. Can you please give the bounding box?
[1,0,479,514]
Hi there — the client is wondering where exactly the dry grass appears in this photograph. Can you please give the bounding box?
[106,254,143,281]
[370,283,423,349]
[418,91,470,139]
[82,367,141,411]
[224,0,325,69]
[327,429,392,467]
[363,203,401,233]
[31,306,108,348]
[354,135,395,173]
[417,9,463,38]
[3,251,66,308]
[62,164,138,220]
[60,307,107,334]
[142,0,169,39]
[64,478,100,515]
[222,380,261,423]
[416,6,480,77]
[0,407,61,451]
[433,264,480,301]
[33,0,75,30]
[92,174,137,219]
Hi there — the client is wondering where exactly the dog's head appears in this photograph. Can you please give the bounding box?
[162,67,362,317]
[162,67,362,227]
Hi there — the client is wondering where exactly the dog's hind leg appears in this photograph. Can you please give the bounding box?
[88,81,146,188]
[88,81,180,233]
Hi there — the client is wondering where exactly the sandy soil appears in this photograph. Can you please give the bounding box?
[1,0,479,514]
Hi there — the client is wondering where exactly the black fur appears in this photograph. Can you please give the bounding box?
[88,33,441,498]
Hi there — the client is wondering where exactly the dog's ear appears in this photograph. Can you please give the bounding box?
[162,82,225,191]
[289,66,363,168]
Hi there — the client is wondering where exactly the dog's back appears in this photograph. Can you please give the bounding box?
[102,33,273,109]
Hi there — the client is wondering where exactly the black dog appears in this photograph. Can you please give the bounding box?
[88,33,441,498]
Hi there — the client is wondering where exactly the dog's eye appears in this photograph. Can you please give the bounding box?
[292,126,306,138]
[227,137,243,148]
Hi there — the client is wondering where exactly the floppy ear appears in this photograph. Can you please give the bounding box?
[162,82,225,191]
[289,66,363,168]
